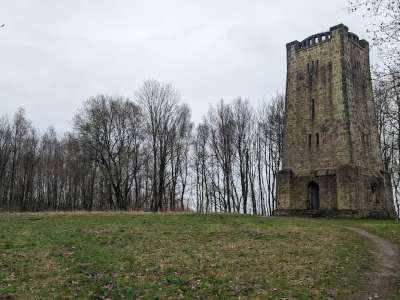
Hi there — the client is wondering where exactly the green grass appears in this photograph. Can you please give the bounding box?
[343,219,400,246]
[314,218,400,298]
[0,213,379,299]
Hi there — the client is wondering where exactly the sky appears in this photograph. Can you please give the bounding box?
[0,0,370,133]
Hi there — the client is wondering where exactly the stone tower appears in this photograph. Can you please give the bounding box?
[275,24,394,218]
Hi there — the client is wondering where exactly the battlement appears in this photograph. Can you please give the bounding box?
[286,32,332,51]
[286,24,369,52]
[348,31,369,49]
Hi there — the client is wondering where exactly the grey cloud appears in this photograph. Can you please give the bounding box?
[0,0,370,131]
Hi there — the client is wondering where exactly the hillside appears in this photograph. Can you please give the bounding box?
[0,214,399,299]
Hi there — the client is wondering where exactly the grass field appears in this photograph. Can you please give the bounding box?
[0,213,398,299]
[342,219,400,246]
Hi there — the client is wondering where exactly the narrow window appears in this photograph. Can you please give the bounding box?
[371,183,377,194]
[308,134,312,148]
[311,98,315,120]
[362,133,366,151]
[316,133,319,147]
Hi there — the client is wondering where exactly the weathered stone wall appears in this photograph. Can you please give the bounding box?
[276,170,292,209]
[283,25,351,174]
[289,174,337,209]
[342,31,382,175]
[277,24,393,218]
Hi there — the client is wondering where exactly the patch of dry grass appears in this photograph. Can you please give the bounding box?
[0,214,368,299]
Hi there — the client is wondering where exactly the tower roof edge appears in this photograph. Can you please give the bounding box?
[329,23,349,32]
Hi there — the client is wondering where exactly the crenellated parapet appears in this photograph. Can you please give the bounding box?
[286,24,369,53]
[286,32,332,51]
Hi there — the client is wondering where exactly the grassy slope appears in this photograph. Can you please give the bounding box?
[319,218,400,298]
[0,214,370,299]
[346,219,400,246]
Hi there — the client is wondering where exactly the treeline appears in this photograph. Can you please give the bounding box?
[0,81,192,211]
[193,96,284,214]
[0,80,284,213]
[2,77,400,216]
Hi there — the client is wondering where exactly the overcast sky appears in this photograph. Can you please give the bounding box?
[0,0,370,132]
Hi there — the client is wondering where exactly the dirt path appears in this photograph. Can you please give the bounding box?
[346,227,400,299]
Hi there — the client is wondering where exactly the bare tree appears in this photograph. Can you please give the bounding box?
[350,0,400,68]
[74,95,143,210]
[169,103,193,211]
[0,116,12,208]
[232,98,253,214]
[372,69,400,219]
[137,80,180,211]
[207,100,237,213]
[192,95,285,215]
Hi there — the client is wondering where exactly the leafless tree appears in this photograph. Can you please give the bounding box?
[74,95,143,210]
[137,80,192,212]
[0,83,286,215]
[0,116,12,208]
[350,0,400,69]
[192,95,285,215]
[372,69,400,219]
[257,95,285,214]
[232,98,253,214]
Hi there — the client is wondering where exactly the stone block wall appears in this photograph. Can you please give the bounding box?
[276,24,394,218]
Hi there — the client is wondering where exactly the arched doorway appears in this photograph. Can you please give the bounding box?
[308,182,319,209]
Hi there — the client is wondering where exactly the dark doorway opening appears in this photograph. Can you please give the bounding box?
[308,182,319,209]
